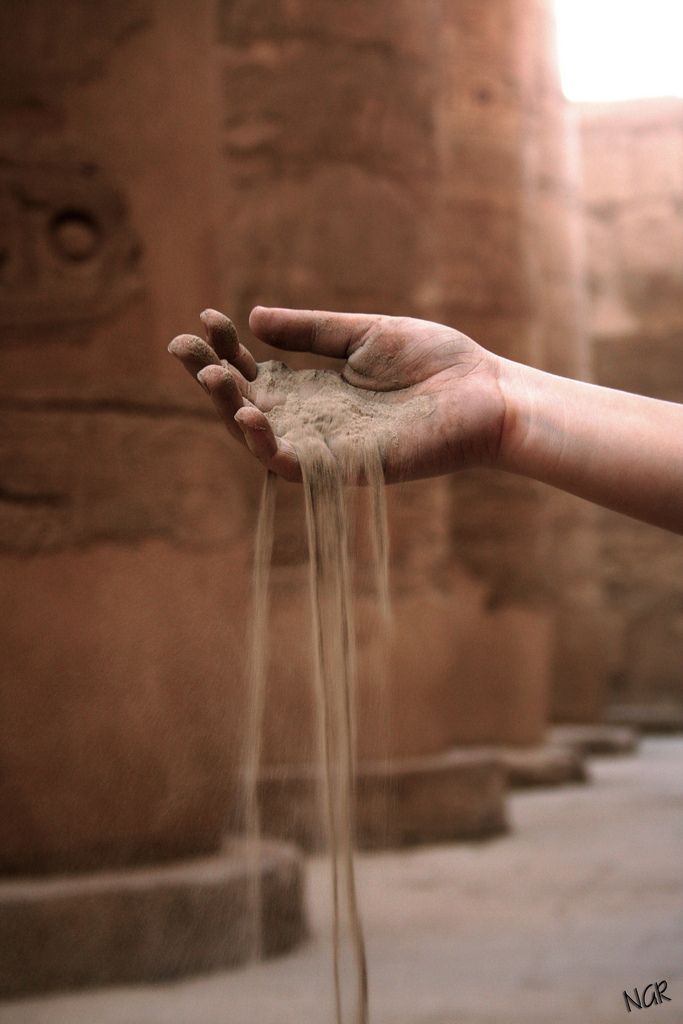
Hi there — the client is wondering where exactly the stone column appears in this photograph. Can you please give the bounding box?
[0,0,304,996]
[218,0,507,842]
[431,0,605,779]
[580,98,683,735]
[531,9,630,756]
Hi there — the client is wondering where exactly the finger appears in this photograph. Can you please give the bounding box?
[200,308,258,381]
[168,334,221,381]
[234,406,301,482]
[224,363,253,400]
[249,306,384,358]
[197,365,246,445]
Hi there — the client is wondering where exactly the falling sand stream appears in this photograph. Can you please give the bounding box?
[240,360,423,1024]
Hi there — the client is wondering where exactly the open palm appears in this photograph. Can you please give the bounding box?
[169,307,505,483]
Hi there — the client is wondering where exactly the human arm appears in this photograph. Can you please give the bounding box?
[169,305,683,534]
[497,359,683,533]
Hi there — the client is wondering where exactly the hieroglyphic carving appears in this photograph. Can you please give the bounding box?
[0,160,142,328]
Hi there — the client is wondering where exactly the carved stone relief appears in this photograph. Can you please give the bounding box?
[0,160,142,329]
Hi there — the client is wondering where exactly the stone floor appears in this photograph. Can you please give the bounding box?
[1,739,682,1024]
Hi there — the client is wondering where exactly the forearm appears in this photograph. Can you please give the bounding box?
[496,358,683,534]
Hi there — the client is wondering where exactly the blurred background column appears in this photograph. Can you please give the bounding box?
[580,97,683,735]
[431,0,615,775]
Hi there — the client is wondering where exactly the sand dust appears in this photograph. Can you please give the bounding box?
[242,363,396,1024]
[256,360,431,483]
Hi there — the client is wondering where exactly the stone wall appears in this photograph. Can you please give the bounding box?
[579,98,683,719]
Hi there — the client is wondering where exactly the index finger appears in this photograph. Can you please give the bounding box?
[249,306,383,358]
[200,308,258,381]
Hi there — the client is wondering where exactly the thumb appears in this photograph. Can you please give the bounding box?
[248,306,383,359]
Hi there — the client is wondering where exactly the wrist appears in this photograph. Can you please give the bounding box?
[494,357,556,479]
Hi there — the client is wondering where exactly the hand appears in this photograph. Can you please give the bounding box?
[168,307,506,483]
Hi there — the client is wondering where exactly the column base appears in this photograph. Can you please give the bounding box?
[607,703,683,734]
[259,748,508,851]
[480,742,589,788]
[0,838,306,999]
[551,723,639,757]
